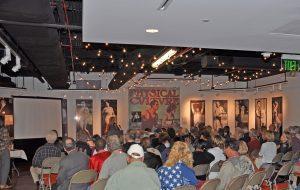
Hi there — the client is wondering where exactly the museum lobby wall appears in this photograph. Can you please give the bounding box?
[0,73,298,139]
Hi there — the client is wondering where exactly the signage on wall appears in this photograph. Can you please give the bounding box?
[282,54,300,72]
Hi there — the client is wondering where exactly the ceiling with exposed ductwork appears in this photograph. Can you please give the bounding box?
[0,0,288,90]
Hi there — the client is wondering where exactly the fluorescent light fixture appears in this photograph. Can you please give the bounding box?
[0,45,11,65]
[151,49,177,68]
[146,29,159,33]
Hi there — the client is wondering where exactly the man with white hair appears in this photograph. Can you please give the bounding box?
[105,144,160,190]
[30,131,61,187]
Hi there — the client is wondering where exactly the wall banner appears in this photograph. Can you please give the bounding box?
[128,88,180,130]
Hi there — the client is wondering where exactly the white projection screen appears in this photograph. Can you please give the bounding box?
[14,97,62,139]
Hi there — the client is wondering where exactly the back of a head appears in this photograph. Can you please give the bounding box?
[194,139,209,151]
[159,132,170,143]
[294,126,300,135]
[141,137,151,150]
[128,130,136,141]
[166,141,193,168]
[92,134,101,142]
[264,131,275,142]
[167,128,176,139]
[95,137,106,151]
[224,126,230,133]
[238,140,248,155]
[201,130,211,140]
[107,135,122,151]
[63,137,76,152]
[46,131,58,144]
[212,135,225,149]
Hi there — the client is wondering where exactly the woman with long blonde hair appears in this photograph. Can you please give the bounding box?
[157,141,197,190]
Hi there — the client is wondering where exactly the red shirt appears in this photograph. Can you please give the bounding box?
[89,150,111,173]
[247,137,261,154]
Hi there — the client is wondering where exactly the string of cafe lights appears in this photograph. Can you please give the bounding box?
[74,40,286,89]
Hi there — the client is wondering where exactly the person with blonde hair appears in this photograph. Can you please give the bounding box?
[238,140,249,156]
[256,131,277,168]
[207,135,226,179]
[157,141,197,190]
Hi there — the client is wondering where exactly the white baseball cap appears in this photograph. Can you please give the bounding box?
[127,144,144,159]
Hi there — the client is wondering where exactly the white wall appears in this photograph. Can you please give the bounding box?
[1,73,299,138]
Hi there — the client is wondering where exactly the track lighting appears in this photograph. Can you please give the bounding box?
[12,55,21,72]
[0,45,11,65]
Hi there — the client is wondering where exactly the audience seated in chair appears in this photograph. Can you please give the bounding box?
[157,141,198,190]
[207,135,226,179]
[98,135,127,179]
[192,139,215,168]
[30,131,61,187]
[89,137,111,173]
[140,137,163,170]
[105,144,161,190]
[256,131,277,169]
[54,137,89,190]
[218,140,254,190]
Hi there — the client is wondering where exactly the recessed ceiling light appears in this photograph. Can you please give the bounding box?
[201,19,210,23]
[146,29,159,33]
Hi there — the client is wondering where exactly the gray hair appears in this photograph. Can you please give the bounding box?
[46,131,58,144]
[107,135,122,151]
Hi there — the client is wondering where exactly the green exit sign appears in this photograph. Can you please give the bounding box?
[283,59,300,71]
[282,54,300,72]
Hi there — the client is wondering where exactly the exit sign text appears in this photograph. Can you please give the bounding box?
[283,59,300,72]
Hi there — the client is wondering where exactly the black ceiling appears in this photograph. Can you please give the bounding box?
[0,0,285,90]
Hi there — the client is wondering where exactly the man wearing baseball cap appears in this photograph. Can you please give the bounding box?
[105,144,161,190]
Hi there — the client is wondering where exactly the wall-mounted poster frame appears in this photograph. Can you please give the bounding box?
[255,98,267,130]
[212,100,228,130]
[235,99,249,130]
[190,100,205,127]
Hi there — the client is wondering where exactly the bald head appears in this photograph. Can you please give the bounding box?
[63,137,76,152]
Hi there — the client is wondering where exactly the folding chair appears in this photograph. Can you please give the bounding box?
[199,178,220,190]
[193,164,210,180]
[261,165,275,189]
[225,174,249,190]
[208,161,222,174]
[90,178,108,190]
[272,153,284,165]
[68,170,98,190]
[272,162,293,190]
[242,171,266,190]
[174,185,197,190]
[40,157,61,190]
[281,151,293,163]
[291,152,300,163]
